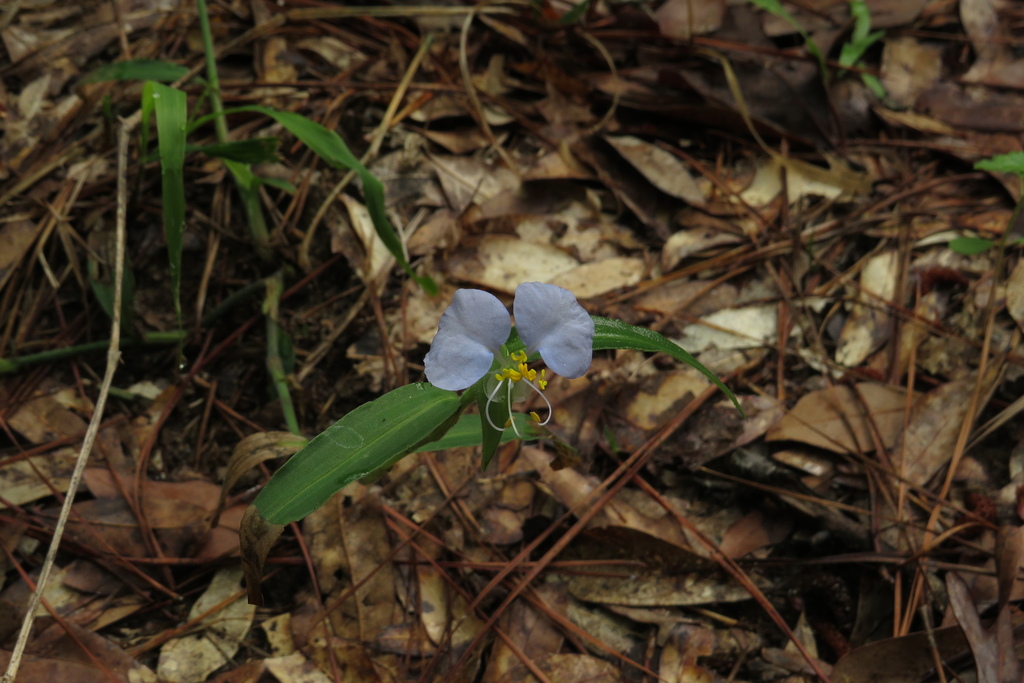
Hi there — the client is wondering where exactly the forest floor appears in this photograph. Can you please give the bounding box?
[1,0,1024,681]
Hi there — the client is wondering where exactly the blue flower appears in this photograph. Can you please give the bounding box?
[424,282,594,432]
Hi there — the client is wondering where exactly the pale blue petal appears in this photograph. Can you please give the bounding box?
[514,282,594,378]
[424,289,511,390]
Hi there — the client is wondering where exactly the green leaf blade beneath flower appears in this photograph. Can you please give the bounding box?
[253,383,461,524]
[592,316,745,417]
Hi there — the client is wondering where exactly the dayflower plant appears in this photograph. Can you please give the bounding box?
[424,282,594,435]
[240,279,743,605]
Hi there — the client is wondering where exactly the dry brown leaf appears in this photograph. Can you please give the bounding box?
[261,613,296,657]
[880,37,942,108]
[623,369,710,431]
[482,586,566,683]
[0,651,118,683]
[1007,258,1024,329]
[446,235,579,293]
[54,494,210,558]
[946,572,1021,683]
[604,136,706,206]
[0,219,41,291]
[216,431,307,525]
[313,485,402,642]
[767,382,909,454]
[567,565,756,608]
[264,653,334,683]
[416,127,491,154]
[654,0,725,39]
[661,227,744,273]
[674,305,778,353]
[548,257,645,298]
[523,447,690,548]
[894,378,973,488]
[718,509,793,559]
[831,624,968,682]
[431,155,519,214]
[836,250,900,367]
[157,567,255,683]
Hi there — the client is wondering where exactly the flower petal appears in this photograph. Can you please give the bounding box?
[513,282,594,378]
[424,289,511,390]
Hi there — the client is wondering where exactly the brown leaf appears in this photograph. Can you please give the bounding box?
[995,525,1024,610]
[1007,258,1024,330]
[653,0,724,39]
[216,432,307,525]
[946,572,1022,683]
[718,509,793,559]
[836,250,900,368]
[894,378,973,488]
[831,625,969,683]
[767,383,909,454]
[603,136,706,206]
[239,505,284,606]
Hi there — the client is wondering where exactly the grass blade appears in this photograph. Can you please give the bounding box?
[143,81,188,328]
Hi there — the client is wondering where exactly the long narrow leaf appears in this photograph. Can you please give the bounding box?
[189,137,280,164]
[84,59,190,83]
[230,105,437,294]
[593,316,744,416]
[253,383,461,524]
[144,81,188,327]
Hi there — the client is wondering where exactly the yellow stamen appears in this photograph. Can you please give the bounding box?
[529,411,541,423]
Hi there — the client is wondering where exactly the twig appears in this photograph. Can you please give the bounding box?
[1,115,131,683]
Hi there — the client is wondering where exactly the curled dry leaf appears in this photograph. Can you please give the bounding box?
[217,431,308,526]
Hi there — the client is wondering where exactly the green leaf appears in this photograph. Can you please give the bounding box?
[188,137,280,164]
[749,0,826,76]
[592,316,744,417]
[143,82,188,329]
[83,59,189,83]
[88,257,136,330]
[974,152,1024,177]
[559,0,590,25]
[229,105,438,295]
[416,412,542,454]
[258,176,296,193]
[476,381,506,469]
[948,237,994,255]
[253,383,462,524]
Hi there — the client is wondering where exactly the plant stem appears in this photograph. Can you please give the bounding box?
[263,272,301,435]
[0,331,187,376]
[195,0,273,263]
